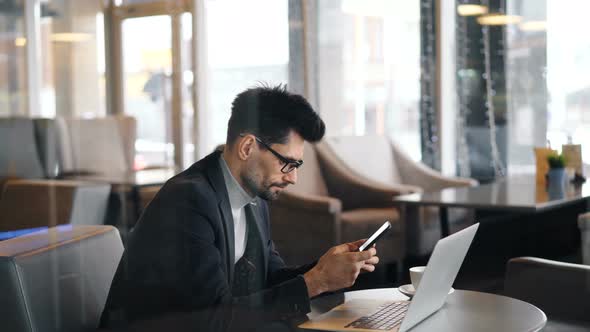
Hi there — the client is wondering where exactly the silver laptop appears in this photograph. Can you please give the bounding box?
[299,223,479,332]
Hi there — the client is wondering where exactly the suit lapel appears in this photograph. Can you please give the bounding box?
[204,151,235,285]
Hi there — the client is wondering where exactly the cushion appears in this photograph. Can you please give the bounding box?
[58,117,131,175]
[323,135,402,185]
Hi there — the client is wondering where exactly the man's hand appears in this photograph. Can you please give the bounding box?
[346,239,380,273]
[303,239,379,298]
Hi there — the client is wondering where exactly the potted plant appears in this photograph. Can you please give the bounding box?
[546,152,567,187]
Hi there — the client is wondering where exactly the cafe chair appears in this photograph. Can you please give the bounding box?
[0,225,124,332]
[56,115,136,176]
[505,257,590,331]
[269,142,407,269]
[0,118,46,179]
[317,135,477,257]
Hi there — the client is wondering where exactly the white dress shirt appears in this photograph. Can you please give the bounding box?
[219,156,256,264]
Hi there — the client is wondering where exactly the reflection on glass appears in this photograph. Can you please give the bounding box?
[41,1,106,118]
[0,4,27,116]
[546,1,590,164]
[505,0,590,170]
[181,12,195,169]
[198,0,289,158]
[317,0,421,160]
[122,15,173,169]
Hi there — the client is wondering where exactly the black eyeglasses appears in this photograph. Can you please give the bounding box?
[240,134,303,173]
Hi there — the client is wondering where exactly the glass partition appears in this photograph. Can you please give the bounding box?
[39,0,106,118]
[315,0,422,160]
[0,0,27,117]
[197,0,290,158]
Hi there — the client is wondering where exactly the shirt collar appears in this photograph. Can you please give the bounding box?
[219,155,256,210]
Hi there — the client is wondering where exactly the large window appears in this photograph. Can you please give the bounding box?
[0,0,27,117]
[121,15,173,167]
[545,1,590,163]
[455,0,590,178]
[315,0,422,160]
[39,0,106,118]
[0,0,105,118]
[197,0,290,158]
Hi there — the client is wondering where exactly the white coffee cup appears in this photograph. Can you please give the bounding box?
[409,266,426,290]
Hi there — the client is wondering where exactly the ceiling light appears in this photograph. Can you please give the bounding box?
[519,20,547,32]
[477,14,522,26]
[457,4,488,16]
[341,0,393,17]
[14,37,26,47]
[51,33,92,43]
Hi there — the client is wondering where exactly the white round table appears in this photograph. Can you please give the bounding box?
[304,288,546,332]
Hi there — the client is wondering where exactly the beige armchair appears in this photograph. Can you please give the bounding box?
[318,135,478,257]
[56,115,168,223]
[269,142,406,269]
[56,115,137,175]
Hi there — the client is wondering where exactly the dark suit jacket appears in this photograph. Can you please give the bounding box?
[100,150,314,332]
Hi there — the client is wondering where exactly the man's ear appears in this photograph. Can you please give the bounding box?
[237,135,256,161]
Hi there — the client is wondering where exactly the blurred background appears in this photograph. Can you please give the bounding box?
[3,0,587,181]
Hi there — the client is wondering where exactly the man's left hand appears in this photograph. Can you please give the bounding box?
[346,239,380,273]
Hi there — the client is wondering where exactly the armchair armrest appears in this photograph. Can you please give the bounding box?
[315,144,421,210]
[274,191,341,214]
[505,257,590,322]
[330,174,421,211]
[269,191,342,265]
[391,142,478,191]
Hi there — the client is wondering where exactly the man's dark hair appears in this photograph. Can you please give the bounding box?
[226,84,325,145]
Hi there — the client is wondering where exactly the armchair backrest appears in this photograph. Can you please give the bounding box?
[287,142,329,196]
[321,135,402,185]
[57,115,136,175]
[505,257,590,323]
[0,225,123,332]
[0,118,45,179]
[32,118,61,179]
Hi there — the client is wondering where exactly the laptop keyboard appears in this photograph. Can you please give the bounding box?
[344,301,409,330]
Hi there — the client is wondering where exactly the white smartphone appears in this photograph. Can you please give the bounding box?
[358,221,392,251]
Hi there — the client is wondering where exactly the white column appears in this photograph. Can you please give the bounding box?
[24,0,42,116]
[171,12,184,169]
[437,0,457,176]
[192,0,210,159]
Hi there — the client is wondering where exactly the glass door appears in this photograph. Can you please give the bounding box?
[121,15,173,169]
[110,1,193,170]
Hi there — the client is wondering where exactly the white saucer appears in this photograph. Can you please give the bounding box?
[398,284,455,298]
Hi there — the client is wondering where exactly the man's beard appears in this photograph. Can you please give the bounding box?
[243,172,286,201]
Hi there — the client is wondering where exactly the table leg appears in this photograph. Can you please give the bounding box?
[440,206,450,237]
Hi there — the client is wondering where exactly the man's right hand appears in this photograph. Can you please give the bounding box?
[303,242,378,298]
